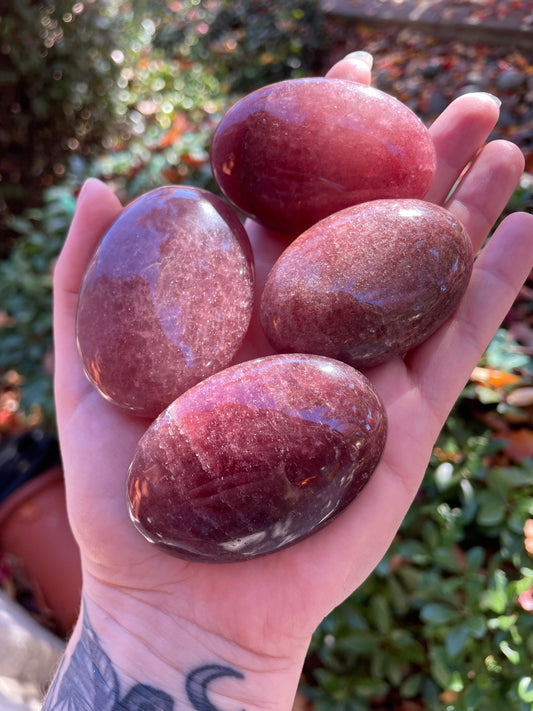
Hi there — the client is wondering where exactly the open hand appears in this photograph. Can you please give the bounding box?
[51,52,533,706]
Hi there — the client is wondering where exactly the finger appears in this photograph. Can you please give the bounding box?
[53,179,122,418]
[325,51,373,85]
[407,211,533,420]
[425,92,502,205]
[320,212,533,609]
[54,178,122,298]
[233,220,285,363]
[445,139,525,253]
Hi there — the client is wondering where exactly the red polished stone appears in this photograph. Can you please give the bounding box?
[210,77,436,236]
[261,199,473,368]
[76,186,254,418]
[127,353,387,562]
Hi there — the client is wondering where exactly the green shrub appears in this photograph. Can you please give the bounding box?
[0,183,76,427]
[0,0,177,241]
[154,0,326,95]
[0,0,326,242]
[305,361,533,710]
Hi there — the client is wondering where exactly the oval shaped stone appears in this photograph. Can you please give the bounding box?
[127,353,387,562]
[76,186,254,418]
[260,199,473,368]
[210,77,436,236]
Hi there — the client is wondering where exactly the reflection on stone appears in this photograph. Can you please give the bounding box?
[76,186,254,418]
[211,78,436,236]
[127,353,387,563]
[261,199,473,368]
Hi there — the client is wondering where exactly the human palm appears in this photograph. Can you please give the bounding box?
[53,56,533,665]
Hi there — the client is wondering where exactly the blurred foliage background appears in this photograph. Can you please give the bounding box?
[1,1,533,709]
[0,0,324,247]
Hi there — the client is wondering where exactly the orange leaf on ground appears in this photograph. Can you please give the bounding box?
[525,520,533,556]
[158,113,190,149]
[525,519,533,539]
[182,153,207,168]
[470,366,521,389]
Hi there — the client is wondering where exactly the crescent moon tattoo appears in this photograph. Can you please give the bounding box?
[185,664,245,711]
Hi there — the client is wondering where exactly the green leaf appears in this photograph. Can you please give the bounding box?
[475,385,503,404]
[336,630,379,655]
[518,676,533,703]
[400,673,422,698]
[384,655,404,687]
[466,615,487,639]
[420,603,459,626]
[491,466,533,489]
[446,623,471,657]
[485,329,531,370]
[434,546,462,573]
[396,539,431,565]
[370,594,392,634]
[476,490,506,527]
[429,647,453,688]
[386,575,409,615]
[463,683,483,708]
[500,640,521,664]
[353,678,389,700]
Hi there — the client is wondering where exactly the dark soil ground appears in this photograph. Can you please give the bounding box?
[321,5,533,172]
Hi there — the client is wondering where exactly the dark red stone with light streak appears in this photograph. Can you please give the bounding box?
[76,186,254,418]
[210,77,436,236]
[261,199,473,368]
[127,354,387,563]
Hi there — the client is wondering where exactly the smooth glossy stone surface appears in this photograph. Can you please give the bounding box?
[210,77,436,236]
[261,199,473,368]
[76,186,254,418]
[127,354,387,562]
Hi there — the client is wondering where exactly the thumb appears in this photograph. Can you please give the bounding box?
[53,179,122,422]
[54,178,122,297]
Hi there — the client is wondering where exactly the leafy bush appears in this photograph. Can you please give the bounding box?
[0,183,76,427]
[154,0,326,95]
[0,0,180,242]
[0,0,326,244]
[95,0,327,200]
[305,339,533,710]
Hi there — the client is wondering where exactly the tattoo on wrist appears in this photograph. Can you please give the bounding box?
[43,607,245,710]
[186,665,244,711]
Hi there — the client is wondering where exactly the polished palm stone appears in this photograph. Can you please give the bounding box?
[261,199,473,368]
[127,353,387,562]
[76,186,254,418]
[210,77,436,236]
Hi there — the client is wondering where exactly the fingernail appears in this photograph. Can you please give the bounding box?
[482,92,502,108]
[346,51,373,70]
[78,177,105,205]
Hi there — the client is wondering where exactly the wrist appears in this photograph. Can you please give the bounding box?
[44,589,309,711]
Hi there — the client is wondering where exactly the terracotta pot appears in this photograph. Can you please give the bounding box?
[0,465,82,637]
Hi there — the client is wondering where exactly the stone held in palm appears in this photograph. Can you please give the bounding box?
[76,185,255,418]
[210,77,437,236]
[127,353,387,563]
[260,199,473,368]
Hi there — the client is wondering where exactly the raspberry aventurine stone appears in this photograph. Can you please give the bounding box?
[76,186,255,418]
[127,354,387,563]
[210,77,437,236]
[261,199,473,369]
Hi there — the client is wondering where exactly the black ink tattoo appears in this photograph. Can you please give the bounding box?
[42,606,174,711]
[42,606,246,711]
[185,665,245,711]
